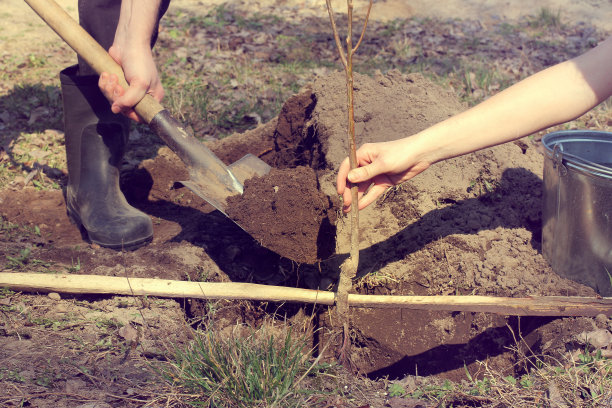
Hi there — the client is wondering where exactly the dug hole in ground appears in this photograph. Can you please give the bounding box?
[2,67,608,382]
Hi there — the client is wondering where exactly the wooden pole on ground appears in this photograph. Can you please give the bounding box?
[1,272,610,317]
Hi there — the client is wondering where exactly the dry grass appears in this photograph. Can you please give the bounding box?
[387,323,612,408]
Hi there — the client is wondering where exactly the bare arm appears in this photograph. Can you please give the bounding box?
[337,35,612,211]
[424,35,612,163]
[98,0,163,122]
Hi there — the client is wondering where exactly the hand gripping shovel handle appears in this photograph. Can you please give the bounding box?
[24,0,245,211]
[24,0,163,123]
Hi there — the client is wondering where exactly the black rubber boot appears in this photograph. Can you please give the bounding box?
[60,65,153,249]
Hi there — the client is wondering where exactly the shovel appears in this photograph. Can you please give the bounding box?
[24,0,271,216]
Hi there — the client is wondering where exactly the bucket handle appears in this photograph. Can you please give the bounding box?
[552,142,612,177]
[552,144,568,176]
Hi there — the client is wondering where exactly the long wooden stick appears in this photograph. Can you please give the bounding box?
[1,273,610,317]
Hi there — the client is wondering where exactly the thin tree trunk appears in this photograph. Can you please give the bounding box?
[325,0,373,366]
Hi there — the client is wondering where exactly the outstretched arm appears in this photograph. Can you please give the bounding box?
[98,0,163,122]
[337,35,612,211]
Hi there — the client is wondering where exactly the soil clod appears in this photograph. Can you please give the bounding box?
[226,166,337,264]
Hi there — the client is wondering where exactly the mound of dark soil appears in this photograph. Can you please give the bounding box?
[226,166,337,264]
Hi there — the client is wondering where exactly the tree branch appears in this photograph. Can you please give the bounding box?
[353,0,373,53]
[325,0,348,69]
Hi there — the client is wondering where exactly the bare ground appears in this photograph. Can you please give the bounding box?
[1,0,611,407]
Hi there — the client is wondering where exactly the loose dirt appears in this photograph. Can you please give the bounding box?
[226,166,337,264]
[0,69,601,383]
[292,70,598,379]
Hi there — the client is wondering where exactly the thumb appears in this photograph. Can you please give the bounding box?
[108,45,122,65]
[348,163,380,183]
[117,77,148,110]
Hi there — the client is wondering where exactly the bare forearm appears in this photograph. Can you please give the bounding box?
[338,36,612,210]
[100,0,164,121]
[418,36,612,164]
[117,0,162,46]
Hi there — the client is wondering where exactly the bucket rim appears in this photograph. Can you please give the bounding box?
[542,130,612,178]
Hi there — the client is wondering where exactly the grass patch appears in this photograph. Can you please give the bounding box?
[0,84,62,133]
[528,7,563,30]
[184,4,282,33]
[0,162,12,187]
[484,345,612,407]
[0,83,65,189]
[161,323,329,407]
[5,247,53,271]
[0,217,50,246]
[160,61,308,138]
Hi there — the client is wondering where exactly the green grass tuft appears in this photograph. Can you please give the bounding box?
[162,324,323,407]
[528,7,563,29]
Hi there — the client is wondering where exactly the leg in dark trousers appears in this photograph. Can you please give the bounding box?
[60,0,169,249]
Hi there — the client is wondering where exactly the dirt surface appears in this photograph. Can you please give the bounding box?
[2,0,612,406]
[170,0,612,31]
[226,166,337,264]
[0,293,192,407]
[293,70,600,379]
[0,69,602,378]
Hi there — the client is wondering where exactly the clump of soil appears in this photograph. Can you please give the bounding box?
[313,69,467,175]
[226,166,337,264]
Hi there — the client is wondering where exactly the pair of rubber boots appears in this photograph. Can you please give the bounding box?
[60,65,152,249]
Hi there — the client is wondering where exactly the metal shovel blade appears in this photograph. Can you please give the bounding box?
[150,111,272,215]
[180,153,271,215]
[228,153,273,186]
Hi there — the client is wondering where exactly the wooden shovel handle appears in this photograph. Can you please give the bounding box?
[24,0,163,123]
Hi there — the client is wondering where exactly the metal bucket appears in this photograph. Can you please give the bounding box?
[542,130,612,297]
